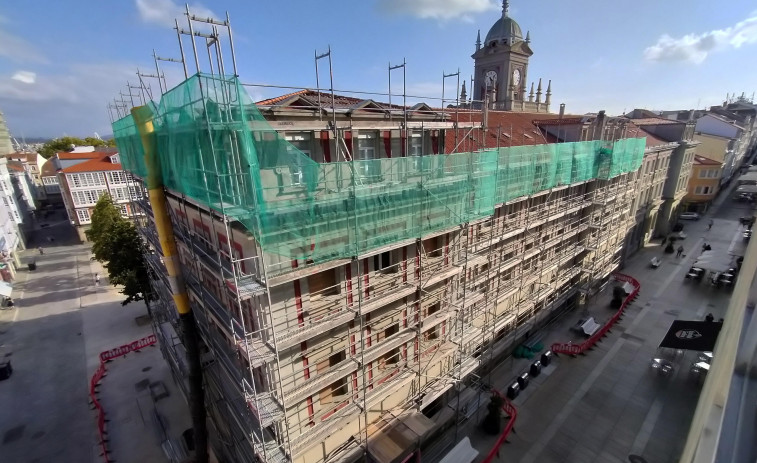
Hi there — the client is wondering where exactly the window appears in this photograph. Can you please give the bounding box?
[694,186,712,195]
[317,351,348,405]
[109,155,120,164]
[284,134,311,186]
[107,171,127,185]
[68,172,105,188]
[76,209,91,224]
[71,188,107,206]
[128,186,142,200]
[357,133,379,178]
[110,186,129,202]
[120,205,129,217]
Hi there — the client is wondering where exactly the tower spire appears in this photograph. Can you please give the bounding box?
[460,80,467,102]
[476,29,481,51]
[503,0,509,18]
[526,31,531,44]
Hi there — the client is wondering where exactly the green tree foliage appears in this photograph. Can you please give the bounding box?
[482,393,505,435]
[86,194,153,307]
[39,136,116,158]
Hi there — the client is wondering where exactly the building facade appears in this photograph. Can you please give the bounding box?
[57,151,142,239]
[627,118,698,236]
[684,156,723,212]
[119,71,648,463]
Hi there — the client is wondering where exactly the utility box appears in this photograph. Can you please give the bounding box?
[506,382,520,400]
[517,372,530,390]
[530,360,542,377]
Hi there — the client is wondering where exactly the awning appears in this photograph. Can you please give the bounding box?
[0,281,12,298]
[659,320,723,352]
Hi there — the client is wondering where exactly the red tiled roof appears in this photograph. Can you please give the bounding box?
[61,156,122,173]
[6,161,25,172]
[443,111,572,151]
[57,151,107,160]
[40,160,58,177]
[6,152,38,163]
[694,155,722,166]
[256,90,308,106]
[626,124,670,148]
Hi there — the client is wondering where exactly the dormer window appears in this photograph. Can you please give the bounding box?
[109,154,120,164]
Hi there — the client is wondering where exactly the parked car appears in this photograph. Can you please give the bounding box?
[679,212,701,221]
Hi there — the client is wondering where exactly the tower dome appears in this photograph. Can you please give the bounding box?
[484,0,523,45]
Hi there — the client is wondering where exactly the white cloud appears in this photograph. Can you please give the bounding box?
[0,63,143,137]
[11,71,35,84]
[376,0,498,21]
[135,0,217,28]
[0,28,47,64]
[644,13,757,64]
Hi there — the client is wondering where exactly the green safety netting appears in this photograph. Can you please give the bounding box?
[113,73,645,263]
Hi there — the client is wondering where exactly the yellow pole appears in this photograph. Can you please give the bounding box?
[131,105,208,463]
[131,106,190,314]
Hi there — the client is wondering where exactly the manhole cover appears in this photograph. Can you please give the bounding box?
[3,425,25,444]
[628,455,648,463]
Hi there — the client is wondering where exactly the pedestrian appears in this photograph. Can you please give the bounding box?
[38,246,43,255]
[95,273,100,286]
[708,219,713,231]
[705,313,714,323]
[676,245,684,258]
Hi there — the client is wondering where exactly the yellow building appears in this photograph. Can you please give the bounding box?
[684,155,723,212]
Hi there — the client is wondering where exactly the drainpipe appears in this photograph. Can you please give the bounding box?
[131,105,208,463]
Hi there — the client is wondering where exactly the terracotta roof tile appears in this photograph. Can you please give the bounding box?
[57,151,108,160]
[61,156,122,173]
[6,161,25,172]
[40,160,58,177]
[256,90,308,106]
[625,124,670,148]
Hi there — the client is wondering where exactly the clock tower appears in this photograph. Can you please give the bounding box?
[472,1,550,112]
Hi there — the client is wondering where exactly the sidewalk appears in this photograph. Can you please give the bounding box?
[451,193,742,462]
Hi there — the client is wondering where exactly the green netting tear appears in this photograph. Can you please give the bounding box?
[113,73,646,263]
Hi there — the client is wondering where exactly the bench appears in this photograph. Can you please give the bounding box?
[571,317,601,337]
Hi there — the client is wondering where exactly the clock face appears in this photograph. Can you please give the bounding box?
[485,70,498,86]
[512,69,521,87]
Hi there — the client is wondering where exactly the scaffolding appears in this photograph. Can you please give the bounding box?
[113,9,647,463]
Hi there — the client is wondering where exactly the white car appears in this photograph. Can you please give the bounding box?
[679,212,701,220]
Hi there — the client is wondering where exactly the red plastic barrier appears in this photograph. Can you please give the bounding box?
[89,334,157,463]
[481,390,518,463]
[551,273,640,356]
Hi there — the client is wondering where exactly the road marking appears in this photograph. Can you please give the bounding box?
[520,338,627,463]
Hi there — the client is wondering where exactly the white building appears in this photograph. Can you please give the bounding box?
[57,150,142,239]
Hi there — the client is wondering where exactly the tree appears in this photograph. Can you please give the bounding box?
[39,136,116,158]
[87,194,153,307]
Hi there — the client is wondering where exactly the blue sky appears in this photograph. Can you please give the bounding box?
[1,0,756,138]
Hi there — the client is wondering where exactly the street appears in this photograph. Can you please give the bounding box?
[461,184,750,463]
[0,220,188,463]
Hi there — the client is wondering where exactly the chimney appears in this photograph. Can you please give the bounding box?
[595,110,607,140]
[559,103,565,118]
